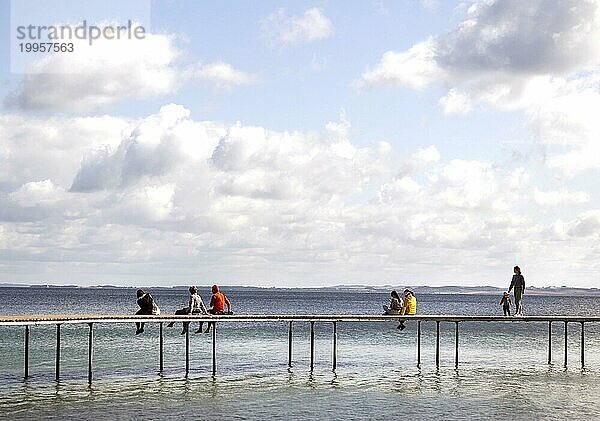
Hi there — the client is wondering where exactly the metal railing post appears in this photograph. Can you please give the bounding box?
[185,327,190,376]
[87,323,93,384]
[55,324,61,381]
[548,321,552,364]
[24,325,30,379]
[288,321,293,368]
[564,321,568,368]
[435,321,440,368]
[310,321,315,371]
[454,321,459,369]
[332,321,337,371]
[159,322,164,373]
[212,322,217,376]
[417,320,421,367]
[581,322,585,369]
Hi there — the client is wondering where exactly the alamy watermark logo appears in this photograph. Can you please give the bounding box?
[9,0,151,73]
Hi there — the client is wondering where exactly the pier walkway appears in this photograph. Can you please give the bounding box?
[1,314,598,383]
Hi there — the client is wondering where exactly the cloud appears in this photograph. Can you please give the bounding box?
[556,210,600,238]
[6,31,256,112]
[357,0,600,179]
[7,33,180,112]
[0,113,131,190]
[533,188,590,206]
[357,0,600,100]
[9,179,66,207]
[70,104,221,191]
[355,39,442,90]
[1,104,597,286]
[398,145,440,177]
[438,89,472,114]
[188,62,258,89]
[261,7,333,46]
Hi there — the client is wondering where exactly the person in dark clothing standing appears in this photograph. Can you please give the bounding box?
[508,266,525,316]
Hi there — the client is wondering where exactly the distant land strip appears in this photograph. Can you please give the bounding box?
[0,283,599,296]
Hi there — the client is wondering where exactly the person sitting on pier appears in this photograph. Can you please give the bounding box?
[135,289,159,335]
[383,290,403,315]
[201,284,232,334]
[167,286,208,335]
[398,289,417,330]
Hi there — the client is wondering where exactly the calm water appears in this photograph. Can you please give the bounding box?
[1,287,599,420]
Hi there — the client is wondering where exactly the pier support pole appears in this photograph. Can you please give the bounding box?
[288,321,293,368]
[436,321,440,369]
[87,323,93,384]
[212,322,217,377]
[185,328,190,376]
[24,325,29,379]
[564,321,568,368]
[581,322,585,369]
[55,324,61,381]
[454,321,459,369]
[310,321,315,371]
[548,321,552,364]
[159,322,164,373]
[332,321,337,372]
[417,321,421,367]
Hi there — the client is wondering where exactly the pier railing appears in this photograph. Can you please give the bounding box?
[1,314,599,383]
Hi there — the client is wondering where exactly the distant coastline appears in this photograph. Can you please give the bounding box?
[0,283,599,296]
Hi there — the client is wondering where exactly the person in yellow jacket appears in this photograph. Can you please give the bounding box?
[398,289,417,330]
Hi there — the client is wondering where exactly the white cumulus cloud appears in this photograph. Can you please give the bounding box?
[262,7,333,46]
[534,188,590,206]
[189,62,258,89]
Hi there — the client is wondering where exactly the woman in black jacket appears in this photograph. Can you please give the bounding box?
[508,266,525,316]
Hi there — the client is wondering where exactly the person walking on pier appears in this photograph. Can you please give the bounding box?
[500,291,512,316]
[201,284,232,333]
[167,286,208,335]
[508,266,525,316]
[398,289,417,330]
[383,290,403,315]
[135,289,159,335]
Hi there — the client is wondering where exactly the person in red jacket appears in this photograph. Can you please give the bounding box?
[199,284,232,333]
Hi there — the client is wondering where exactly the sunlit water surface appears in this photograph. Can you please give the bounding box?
[1,287,599,420]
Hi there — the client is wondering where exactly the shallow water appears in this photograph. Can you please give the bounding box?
[1,287,599,419]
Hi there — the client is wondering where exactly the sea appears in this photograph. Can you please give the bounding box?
[1,286,599,420]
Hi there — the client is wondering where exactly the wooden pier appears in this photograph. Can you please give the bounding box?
[1,314,598,383]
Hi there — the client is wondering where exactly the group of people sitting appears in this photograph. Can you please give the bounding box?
[134,284,231,335]
[135,285,415,335]
[382,289,417,330]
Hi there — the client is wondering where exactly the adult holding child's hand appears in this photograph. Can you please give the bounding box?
[508,266,525,316]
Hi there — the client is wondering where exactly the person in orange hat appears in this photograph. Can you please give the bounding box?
[198,284,232,333]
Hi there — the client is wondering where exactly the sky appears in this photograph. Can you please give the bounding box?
[0,0,599,288]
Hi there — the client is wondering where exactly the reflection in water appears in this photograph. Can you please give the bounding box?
[2,366,600,419]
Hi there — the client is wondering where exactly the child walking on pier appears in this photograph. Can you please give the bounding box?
[500,291,511,316]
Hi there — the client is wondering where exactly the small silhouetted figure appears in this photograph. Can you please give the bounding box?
[500,291,512,316]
